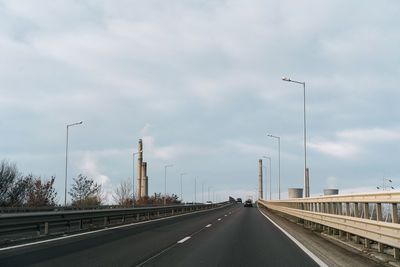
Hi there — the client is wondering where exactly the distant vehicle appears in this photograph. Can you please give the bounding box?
[205,201,212,205]
[236,198,242,203]
[244,199,253,207]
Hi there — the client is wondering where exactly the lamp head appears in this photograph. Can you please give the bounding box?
[282,77,290,81]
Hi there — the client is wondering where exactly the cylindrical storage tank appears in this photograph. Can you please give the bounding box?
[324,189,339,196]
[288,188,303,198]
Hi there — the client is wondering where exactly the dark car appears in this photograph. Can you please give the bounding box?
[237,198,242,203]
[244,199,253,207]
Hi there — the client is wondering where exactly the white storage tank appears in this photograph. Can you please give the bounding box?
[323,189,339,196]
[288,188,303,198]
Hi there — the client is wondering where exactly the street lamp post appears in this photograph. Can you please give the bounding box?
[164,164,173,205]
[282,76,308,197]
[262,156,272,200]
[64,121,83,206]
[267,134,280,199]
[194,176,198,203]
[180,172,187,202]
[202,182,205,203]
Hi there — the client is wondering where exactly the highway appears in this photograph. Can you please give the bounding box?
[0,204,319,267]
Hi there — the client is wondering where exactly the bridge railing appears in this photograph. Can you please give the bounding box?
[0,202,229,243]
[258,192,400,260]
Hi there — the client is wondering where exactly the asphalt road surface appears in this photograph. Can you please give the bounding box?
[0,204,319,267]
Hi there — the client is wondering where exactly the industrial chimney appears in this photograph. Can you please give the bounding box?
[137,139,143,199]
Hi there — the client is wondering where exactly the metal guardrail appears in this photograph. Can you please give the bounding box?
[0,202,229,242]
[258,192,400,260]
[0,203,189,213]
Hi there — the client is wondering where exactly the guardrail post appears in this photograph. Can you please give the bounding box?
[36,223,41,236]
[104,216,108,226]
[376,203,383,252]
[172,209,174,215]
[391,203,399,259]
[137,213,140,221]
[353,203,360,243]
[157,211,160,217]
[363,203,370,248]
[337,202,343,237]
[392,203,398,223]
[44,222,49,235]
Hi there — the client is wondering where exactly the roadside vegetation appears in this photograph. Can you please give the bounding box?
[0,160,58,207]
[0,160,182,207]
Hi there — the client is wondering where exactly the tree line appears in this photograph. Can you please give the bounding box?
[0,160,181,207]
[0,160,102,207]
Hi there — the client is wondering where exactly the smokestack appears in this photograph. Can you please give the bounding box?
[145,163,148,196]
[259,159,263,200]
[141,162,147,197]
[137,139,143,199]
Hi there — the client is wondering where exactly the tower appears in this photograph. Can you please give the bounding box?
[137,139,143,199]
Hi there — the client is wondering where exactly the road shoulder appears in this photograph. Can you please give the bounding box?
[258,204,386,267]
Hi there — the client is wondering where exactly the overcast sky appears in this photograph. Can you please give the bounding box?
[1,0,400,203]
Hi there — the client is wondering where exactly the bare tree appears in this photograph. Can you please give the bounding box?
[0,160,34,206]
[113,180,133,205]
[26,175,58,206]
[69,174,102,206]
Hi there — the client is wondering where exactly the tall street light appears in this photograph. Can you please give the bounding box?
[282,76,308,197]
[65,121,83,206]
[202,182,205,203]
[262,156,272,200]
[208,186,213,201]
[133,151,141,202]
[180,172,187,202]
[194,176,198,203]
[164,164,173,205]
[267,133,280,199]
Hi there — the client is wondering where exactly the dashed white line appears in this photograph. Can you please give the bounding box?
[177,236,191,244]
[218,218,222,221]
[224,214,227,217]
[205,224,212,228]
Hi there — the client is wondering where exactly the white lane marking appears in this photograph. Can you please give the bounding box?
[224,214,227,217]
[205,224,212,228]
[257,208,328,267]
[0,204,230,252]
[218,218,222,221]
[177,236,191,244]
[229,212,231,214]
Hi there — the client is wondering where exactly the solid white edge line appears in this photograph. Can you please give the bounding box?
[0,204,230,252]
[257,207,328,267]
[205,224,212,228]
[177,236,191,244]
